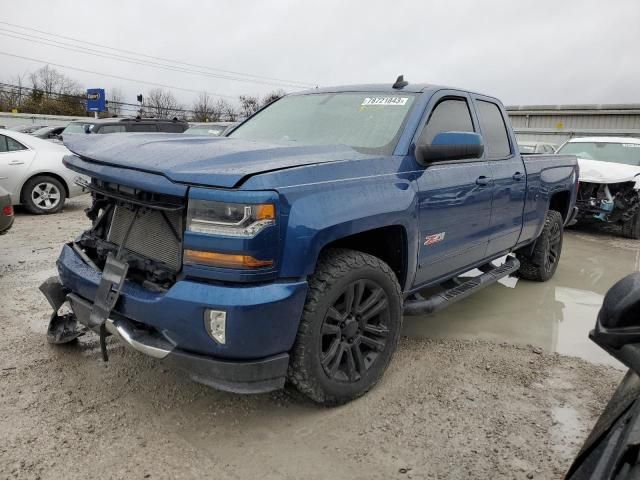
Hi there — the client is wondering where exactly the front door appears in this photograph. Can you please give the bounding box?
[413,94,493,287]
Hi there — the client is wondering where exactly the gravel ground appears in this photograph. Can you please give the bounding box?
[0,195,624,479]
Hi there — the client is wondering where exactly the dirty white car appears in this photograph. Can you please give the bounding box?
[0,129,86,214]
[556,136,640,238]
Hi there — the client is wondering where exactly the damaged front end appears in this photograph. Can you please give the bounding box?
[576,181,640,224]
[41,177,186,358]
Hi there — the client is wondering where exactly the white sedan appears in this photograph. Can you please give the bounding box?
[0,129,87,214]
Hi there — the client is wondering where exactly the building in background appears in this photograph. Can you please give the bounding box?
[507,104,640,146]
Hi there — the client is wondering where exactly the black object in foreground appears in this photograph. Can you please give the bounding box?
[567,272,640,479]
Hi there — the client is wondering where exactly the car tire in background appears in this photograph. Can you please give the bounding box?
[622,209,640,239]
[516,209,564,282]
[21,175,66,215]
[287,248,402,406]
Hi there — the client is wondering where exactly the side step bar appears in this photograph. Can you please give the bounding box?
[403,257,520,316]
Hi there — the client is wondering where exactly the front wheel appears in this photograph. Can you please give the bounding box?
[22,176,66,214]
[287,248,403,405]
[516,209,564,282]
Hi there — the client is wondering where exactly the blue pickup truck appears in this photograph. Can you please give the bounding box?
[41,78,578,405]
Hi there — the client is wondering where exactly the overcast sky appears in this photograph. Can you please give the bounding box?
[1,0,639,109]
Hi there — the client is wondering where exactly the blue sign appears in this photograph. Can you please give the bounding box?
[86,88,106,112]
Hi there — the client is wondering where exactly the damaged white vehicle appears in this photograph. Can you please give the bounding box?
[556,137,640,238]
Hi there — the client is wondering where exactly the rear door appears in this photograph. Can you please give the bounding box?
[471,96,526,256]
[0,134,35,201]
[413,91,494,286]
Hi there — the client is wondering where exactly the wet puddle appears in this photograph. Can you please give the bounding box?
[402,230,640,369]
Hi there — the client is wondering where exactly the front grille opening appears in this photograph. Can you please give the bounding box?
[77,185,185,291]
[108,205,183,271]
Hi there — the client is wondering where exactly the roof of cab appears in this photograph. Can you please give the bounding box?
[290,82,502,103]
[293,83,432,95]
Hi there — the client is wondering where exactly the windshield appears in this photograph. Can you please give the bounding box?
[31,127,54,136]
[557,141,640,165]
[228,92,417,155]
[184,125,227,136]
[62,123,93,134]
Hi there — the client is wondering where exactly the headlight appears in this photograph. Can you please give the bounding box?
[186,200,276,237]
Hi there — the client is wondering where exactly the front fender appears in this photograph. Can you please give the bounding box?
[277,175,419,284]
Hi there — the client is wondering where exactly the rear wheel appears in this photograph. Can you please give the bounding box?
[516,210,564,282]
[22,176,66,214]
[288,249,402,405]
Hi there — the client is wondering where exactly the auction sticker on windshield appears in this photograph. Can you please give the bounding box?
[361,97,409,106]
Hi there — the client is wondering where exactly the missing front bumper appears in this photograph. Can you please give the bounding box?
[40,276,289,394]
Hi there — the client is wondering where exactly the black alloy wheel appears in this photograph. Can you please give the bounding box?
[320,279,390,382]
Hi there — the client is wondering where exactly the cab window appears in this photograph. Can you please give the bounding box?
[419,98,475,145]
[475,100,511,158]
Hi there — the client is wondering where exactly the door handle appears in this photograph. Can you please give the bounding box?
[512,172,525,181]
[476,176,492,186]
[8,160,25,166]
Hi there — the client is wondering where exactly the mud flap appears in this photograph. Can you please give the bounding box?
[89,253,129,361]
[39,277,85,344]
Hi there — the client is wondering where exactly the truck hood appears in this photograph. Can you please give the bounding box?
[578,157,640,189]
[63,133,369,188]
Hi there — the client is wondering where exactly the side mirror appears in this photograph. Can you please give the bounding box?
[84,125,91,134]
[592,272,640,373]
[415,131,484,166]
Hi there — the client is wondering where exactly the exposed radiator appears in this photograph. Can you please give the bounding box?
[107,205,183,270]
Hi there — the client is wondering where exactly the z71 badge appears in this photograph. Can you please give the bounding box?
[424,232,446,245]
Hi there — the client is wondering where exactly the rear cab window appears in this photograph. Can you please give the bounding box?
[475,100,511,158]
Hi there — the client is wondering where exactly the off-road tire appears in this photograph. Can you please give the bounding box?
[287,248,402,406]
[622,209,640,239]
[22,175,66,214]
[516,210,564,282]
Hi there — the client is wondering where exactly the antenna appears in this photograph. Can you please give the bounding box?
[392,75,408,89]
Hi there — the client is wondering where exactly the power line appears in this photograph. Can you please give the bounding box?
[0,20,316,89]
[0,28,308,90]
[0,51,238,100]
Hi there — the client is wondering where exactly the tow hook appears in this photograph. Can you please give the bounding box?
[39,276,86,344]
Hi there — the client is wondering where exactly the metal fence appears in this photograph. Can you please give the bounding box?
[0,111,86,129]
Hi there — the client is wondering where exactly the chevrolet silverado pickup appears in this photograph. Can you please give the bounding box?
[41,78,578,405]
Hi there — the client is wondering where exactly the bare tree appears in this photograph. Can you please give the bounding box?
[261,89,286,107]
[239,95,260,118]
[23,65,85,115]
[108,87,125,116]
[215,99,237,121]
[29,65,82,97]
[0,74,27,112]
[210,99,227,122]
[192,92,216,122]
[144,88,184,119]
